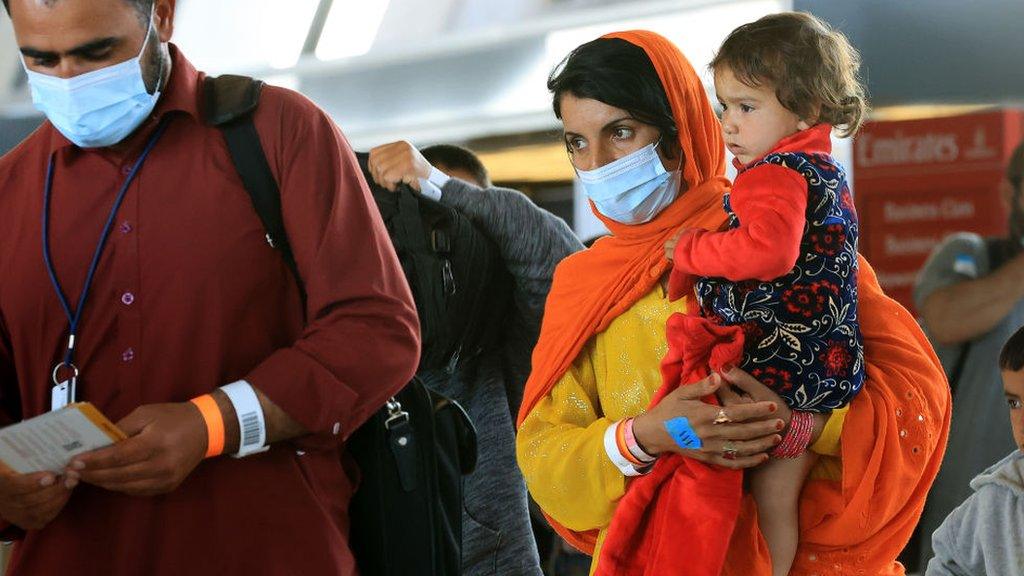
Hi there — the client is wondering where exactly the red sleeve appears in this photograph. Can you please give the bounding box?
[672,163,807,282]
[243,87,421,440]
[0,318,26,539]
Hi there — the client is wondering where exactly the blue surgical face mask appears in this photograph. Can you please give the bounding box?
[23,10,163,148]
[576,141,681,225]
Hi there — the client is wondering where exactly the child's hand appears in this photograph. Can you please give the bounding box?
[665,229,686,262]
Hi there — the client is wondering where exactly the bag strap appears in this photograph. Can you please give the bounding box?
[202,74,302,293]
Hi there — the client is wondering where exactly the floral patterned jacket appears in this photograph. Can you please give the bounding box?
[672,124,864,412]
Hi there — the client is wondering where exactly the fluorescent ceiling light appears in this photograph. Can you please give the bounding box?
[316,0,393,61]
[173,0,320,72]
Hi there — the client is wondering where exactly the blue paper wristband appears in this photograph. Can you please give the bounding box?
[664,416,703,450]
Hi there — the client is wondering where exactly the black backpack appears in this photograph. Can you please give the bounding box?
[202,74,498,576]
[352,152,511,373]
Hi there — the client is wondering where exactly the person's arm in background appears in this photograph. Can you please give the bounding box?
[433,178,582,406]
[917,234,1024,346]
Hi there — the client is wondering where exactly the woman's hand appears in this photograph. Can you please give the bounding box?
[632,373,784,470]
[718,367,828,445]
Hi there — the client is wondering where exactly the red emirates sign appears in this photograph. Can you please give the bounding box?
[854,109,1024,314]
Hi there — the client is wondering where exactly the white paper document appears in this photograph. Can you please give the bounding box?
[0,403,125,474]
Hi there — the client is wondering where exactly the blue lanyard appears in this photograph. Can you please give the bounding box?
[42,118,170,381]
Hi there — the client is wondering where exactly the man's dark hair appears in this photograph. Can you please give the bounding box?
[1000,325,1024,373]
[988,140,1024,267]
[420,144,490,188]
[3,0,153,21]
[547,38,678,151]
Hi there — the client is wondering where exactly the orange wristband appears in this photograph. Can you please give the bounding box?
[615,419,645,467]
[190,394,225,458]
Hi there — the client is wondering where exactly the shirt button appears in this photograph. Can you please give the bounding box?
[122,348,135,363]
[332,422,341,435]
[121,292,135,306]
[120,221,133,234]
[121,164,133,175]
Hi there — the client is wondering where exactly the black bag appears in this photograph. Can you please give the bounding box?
[202,74,481,576]
[347,380,477,576]
[352,153,510,373]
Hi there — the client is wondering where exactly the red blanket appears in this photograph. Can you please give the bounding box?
[595,314,745,576]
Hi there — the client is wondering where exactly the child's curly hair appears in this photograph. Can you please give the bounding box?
[710,12,868,137]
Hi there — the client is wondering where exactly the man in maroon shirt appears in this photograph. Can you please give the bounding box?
[0,0,420,574]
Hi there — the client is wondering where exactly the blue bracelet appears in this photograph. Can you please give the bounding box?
[664,416,703,450]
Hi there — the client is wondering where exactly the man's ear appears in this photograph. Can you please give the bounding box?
[155,0,175,43]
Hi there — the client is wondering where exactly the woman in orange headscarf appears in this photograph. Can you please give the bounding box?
[515,30,950,576]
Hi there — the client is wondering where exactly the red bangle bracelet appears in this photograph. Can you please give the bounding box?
[770,410,814,459]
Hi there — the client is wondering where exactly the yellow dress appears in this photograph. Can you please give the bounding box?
[516,286,846,569]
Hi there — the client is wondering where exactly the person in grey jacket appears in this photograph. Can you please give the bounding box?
[927,325,1024,576]
[368,141,583,576]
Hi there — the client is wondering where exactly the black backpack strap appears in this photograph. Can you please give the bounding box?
[202,74,302,293]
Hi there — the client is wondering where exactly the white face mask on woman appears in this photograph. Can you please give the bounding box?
[23,6,163,149]
[576,141,681,224]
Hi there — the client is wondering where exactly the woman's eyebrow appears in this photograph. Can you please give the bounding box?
[600,116,636,131]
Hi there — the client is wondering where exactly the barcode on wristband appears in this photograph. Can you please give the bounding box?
[240,411,261,447]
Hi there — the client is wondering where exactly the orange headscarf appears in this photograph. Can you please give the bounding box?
[517,28,729,425]
[517,29,951,573]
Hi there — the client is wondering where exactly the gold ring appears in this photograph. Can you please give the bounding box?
[722,441,739,460]
[713,408,731,425]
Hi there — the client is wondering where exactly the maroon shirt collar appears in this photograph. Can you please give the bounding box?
[46,43,203,155]
[733,123,834,173]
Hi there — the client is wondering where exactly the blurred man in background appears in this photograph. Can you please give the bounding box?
[914,141,1024,566]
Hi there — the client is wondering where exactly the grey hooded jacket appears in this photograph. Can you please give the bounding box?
[425,178,582,576]
[927,450,1024,575]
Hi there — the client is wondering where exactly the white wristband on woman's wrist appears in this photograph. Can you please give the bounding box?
[221,380,269,458]
[604,421,649,477]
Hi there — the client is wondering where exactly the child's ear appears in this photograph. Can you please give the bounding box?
[798,103,823,131]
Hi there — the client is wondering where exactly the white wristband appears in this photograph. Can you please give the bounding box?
[604,421,648,477]
[221,381,269,458]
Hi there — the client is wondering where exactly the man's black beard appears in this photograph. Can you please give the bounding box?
[1010,195,1024,248]
[992,183,1024,267]
[141,24,166,95]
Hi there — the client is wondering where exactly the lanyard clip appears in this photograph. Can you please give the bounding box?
[52,361,79,387]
